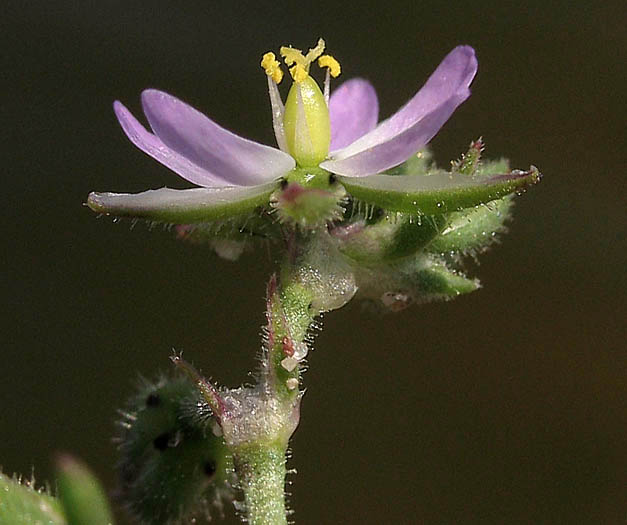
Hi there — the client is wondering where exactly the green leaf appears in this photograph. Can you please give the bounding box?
[338,166,540,215]
[87,181,279,224]
[56,456,114,525]
[0,472,67,525]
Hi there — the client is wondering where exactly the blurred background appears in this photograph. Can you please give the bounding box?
[2,1,625,523]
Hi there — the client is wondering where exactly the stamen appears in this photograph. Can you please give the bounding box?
[318,55,341,77]
[323,68,330,105]
[261,52,284,84]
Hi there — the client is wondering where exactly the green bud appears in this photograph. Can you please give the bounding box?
[283,76,330,167]
[116,375,234,524]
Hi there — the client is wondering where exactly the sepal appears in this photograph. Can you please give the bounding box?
[427,196,514,256]
[354,255,480,312]
[87,181,279,224]
[384,148,434,176]
[338,166,540,215]
[333,213,447,264]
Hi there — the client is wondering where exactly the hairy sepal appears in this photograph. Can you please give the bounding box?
[87,181,279,224]
[338,166,540,215]
[354,254,480,312]
[427,196,514,257]
[335,213,448,264]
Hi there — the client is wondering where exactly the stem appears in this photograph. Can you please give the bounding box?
[234,443,289,525]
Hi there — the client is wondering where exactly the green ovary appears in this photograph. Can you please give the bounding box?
[283,76,330,167]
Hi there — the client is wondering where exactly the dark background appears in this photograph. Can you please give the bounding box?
[2,1,625,523]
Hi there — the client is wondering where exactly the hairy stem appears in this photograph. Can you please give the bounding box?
[234,443,289,525]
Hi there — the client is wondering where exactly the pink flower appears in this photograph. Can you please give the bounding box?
[113,46,477,187]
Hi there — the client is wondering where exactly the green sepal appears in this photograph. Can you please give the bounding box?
[87,181,279,224]
[337,214,448,264]
[408,263,480,298]
[451,138,483,175]
[117,375,234,525]
[475,157,510,178]
[427,196,514,256]
[56,455,114,525]
[0,472,67,524]
[385,148,434,175]
[273,168,347,227]
[338,166,540,215]
[354,255,480,311]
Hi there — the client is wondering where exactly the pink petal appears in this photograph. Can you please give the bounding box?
[329,78,379,151]
[320,46,477,177]
[113,101,231,187]
[141,89,295,186]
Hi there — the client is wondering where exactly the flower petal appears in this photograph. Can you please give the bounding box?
[141,89,295,186]
[320,46,477,177]
[329,78,379,151]
[113,101,231,187]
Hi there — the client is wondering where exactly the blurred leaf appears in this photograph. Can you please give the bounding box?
[0,472,66,525]
[56,455,114,525]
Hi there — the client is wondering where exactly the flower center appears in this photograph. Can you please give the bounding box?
[261,39,341,168]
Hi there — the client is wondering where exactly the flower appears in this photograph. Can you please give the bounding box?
[112,42,477,188]
[91,42,538,228]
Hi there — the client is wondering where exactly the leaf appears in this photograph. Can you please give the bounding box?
[87,181,279,224]
[56,455,114,525]
[0,472,67,524]
[338,166,541,215]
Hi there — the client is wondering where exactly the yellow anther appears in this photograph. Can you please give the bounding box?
[318,55,341,78]
[261,52,284,84]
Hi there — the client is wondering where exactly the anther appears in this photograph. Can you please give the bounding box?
[318,55,341,77]
[261,52,283,84]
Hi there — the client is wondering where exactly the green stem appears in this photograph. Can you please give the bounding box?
[234,443,289,525]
